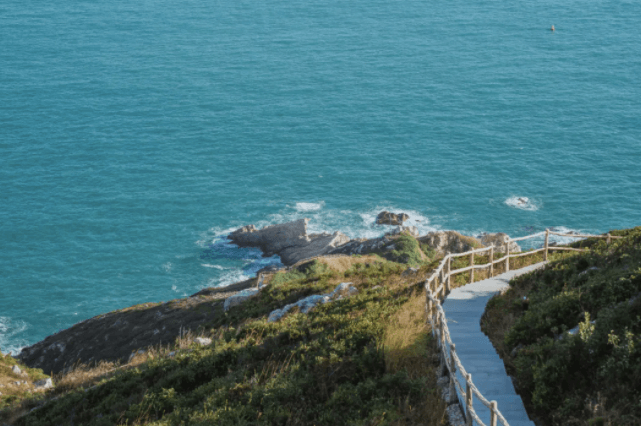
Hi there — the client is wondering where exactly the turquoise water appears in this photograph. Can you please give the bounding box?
[1,0,640,353]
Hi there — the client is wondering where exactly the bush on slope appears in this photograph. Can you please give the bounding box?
[482,227,641,425]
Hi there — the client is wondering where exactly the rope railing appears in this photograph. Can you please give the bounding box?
[424,228,619,426]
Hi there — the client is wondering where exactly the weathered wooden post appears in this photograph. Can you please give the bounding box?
[489,247,494,277]
[438,312,445,352]
[465,373,473,426]
[544,229,550,261]
[606,233,611,245]
[505,241,510,272]
[446,256,452,292]
[490,401,498,426]
[436,313,443,350]
[426,289,433,325]
[469,252,475,283]
[449,343,458,404]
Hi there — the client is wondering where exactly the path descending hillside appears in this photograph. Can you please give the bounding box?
[442,262,547,426]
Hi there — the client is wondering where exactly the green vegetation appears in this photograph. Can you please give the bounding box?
[0,353,49,416]
[386,234,426,265]
[7,248,447,426]
[482,227,641,425]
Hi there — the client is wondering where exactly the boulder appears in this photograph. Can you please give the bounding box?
[224,288,259,311]
[195,337,212,346]
[267,283,358,322]
[11,365,21,375]
[228,219,351,266]
[34,378,53,390]
[376,211,409,226]
[418,231,482,256]
[478,233,521,253]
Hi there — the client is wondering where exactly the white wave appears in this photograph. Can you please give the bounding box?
[207,269,251,289]
[162,262,173,273]
[0,316,29,355]
[504,196,539,211]
[201,263,225,270]
[294,201,325,212]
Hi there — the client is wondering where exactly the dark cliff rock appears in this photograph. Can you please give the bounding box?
[18,278,256,374]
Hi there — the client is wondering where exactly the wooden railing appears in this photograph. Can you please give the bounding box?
[424,229,621,426]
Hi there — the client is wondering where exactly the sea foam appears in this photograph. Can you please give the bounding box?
[504,196,539,211]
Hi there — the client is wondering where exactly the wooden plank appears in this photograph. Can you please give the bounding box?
[510,248,545,258]
[548,247,588,252]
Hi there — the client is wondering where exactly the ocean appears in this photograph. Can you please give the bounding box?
[1,0,640,354]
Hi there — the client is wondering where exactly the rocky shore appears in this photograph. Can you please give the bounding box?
[17,212,520,374]
[229,211,520,266]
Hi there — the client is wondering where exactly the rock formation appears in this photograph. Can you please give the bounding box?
[228,219,350,266]
[385,225,419,238]
[418,231,483,256]
[375,211,410,226]
[17,278,258,374]
[478,233,521,253]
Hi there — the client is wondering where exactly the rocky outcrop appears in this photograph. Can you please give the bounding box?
[18,278,258,374]
[329,236,393,256]
[228,219,350,266]
[418,231,483,256]
[376,211,409,226]
[385,225,419,238]
[223,288,260,311]
[479,233,521,253]
[229,219,310,257]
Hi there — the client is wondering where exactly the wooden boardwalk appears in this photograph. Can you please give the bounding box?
[442,263,546,426]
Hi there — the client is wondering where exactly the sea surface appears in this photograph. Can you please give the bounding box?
[1,0,640,354]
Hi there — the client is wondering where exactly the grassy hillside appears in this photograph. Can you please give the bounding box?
[482,227,641,425]
[4,246,450,426]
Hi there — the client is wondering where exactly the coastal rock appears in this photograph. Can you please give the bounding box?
[224,288,259,312]
[376,211,409,226]
[11,365,21,375]
[17,277,259,374]
[479,233,521,253]
[228,219,351,266]
[329,236,391,256]
[418,231,482,255]
[279,231,350,265]
[228,219,310,257]
[385,226,419,238]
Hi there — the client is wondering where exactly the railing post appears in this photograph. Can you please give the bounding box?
[606,233,611,245]
[439,312,446,349]
[469,252,474,283]
[446,256,452,292]
[449,343,458,404]
[505,241,510,272]
[490,400,498,426]
[544,229,550,261]
[465,373,473,426]
[489,247,494,277]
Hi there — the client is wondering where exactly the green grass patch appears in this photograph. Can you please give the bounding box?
[13,258,446,426]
